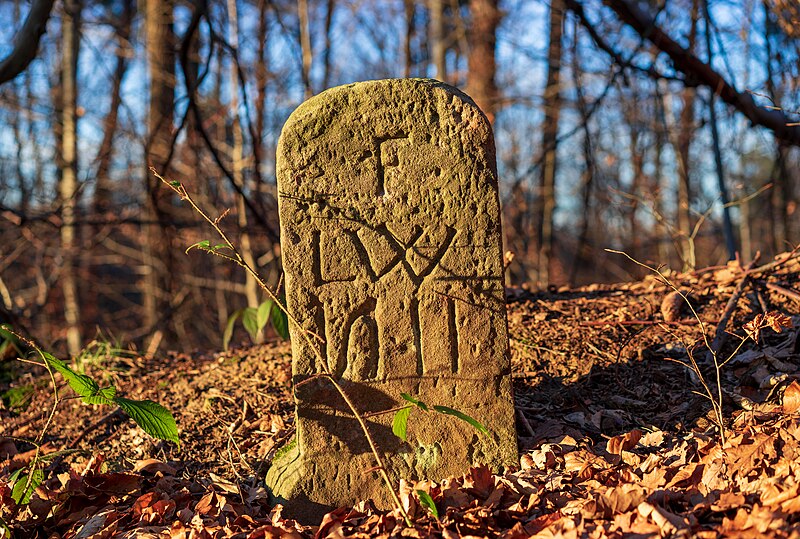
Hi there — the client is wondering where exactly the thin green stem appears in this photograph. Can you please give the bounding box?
[153,169,412,525]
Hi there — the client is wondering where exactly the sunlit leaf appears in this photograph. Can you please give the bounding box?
[82,386,117,405]
[257,301,273,332]
[271,301,290,340]
[433,405,488,435]
[416,490,439,518]
[114,397,179,446]
[392,406,412,441]
[11,468,43,505]
[185,240,211,254]
[42,352,100,400]
[242,307,259,340]
[223,310,244,351]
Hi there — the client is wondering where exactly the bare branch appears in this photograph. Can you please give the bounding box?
[568,0,800,146]
[0,0,56,85]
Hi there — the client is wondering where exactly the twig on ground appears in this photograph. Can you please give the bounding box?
[705,255,760,365]
[515,409,536,438]
[765,282,800,303]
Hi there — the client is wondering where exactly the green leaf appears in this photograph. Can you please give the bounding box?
[416,490,439,518]
[185,239,211,254]
[42,352,101,401]
[82,386,117,405]
[114,397,179,446]
[400,393,429,412]
[223,310,244,351]
[392,406,412,441]
[432,405,489,435]
[169,181,181,187]
[242,307,259,341]
[257,301,273,332]
[11,468,43,505]
[212,243,229,251]
[270,301,290,340]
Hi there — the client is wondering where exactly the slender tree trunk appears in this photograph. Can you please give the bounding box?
[703,0,736,260]
[466,0,500,122]
[763,4,791,253]
[676,0,699,270]
[94,0,132,217]
[227,0,260,321]
[569,19,593,286]
[537,0,564,286]
[429,0,446,81]
[626,109,643,262]
[144,0,175,333]
[298,0,313,99]
[253,0,269,195]
[60,0,82,356]
[404,0,416,78]
[321,0,335,90]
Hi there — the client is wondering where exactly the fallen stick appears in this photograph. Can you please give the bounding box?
[766,282,800,303]
[705,255,760,364]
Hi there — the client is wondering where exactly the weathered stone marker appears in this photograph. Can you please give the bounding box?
[266,79,516,522]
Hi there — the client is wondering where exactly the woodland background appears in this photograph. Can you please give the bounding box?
[1,0,799,356]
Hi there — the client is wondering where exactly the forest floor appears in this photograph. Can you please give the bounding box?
[3,252,800,538]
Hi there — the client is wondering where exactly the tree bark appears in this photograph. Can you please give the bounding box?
[404,0,416,78]
[94,0,133,217]
[322,0,335,90]
[298,0,313,99]
[227,0,260,321]
[59,0,82,356]
[144,0,175,333]
[429,0,446,81]
[702,0,737,260]
[0,0,55,85]
[537,0,564,286]
[466,0,500,122]
[676,0,698,270]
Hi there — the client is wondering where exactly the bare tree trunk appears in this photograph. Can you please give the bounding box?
[466,0,500,122]
[763,4,791,253]
[702,0,737,260]
[404,0,416,78]
[144,0,175,334]
[60,0,82,356]
[253,0,269,194]
[568,18,593,286]
[94,0,133,217]
[298,0,313,99]
[429,0,446,81]
[321,0,335,90]
[227,0,260,321]
[676,0,699,270]
[537,0,564,286]
[653,87,670,264]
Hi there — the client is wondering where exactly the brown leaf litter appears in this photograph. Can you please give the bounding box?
[4,251,800,537]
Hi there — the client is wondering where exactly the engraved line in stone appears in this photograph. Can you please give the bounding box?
[310,294,327,374]
[410,297,423,376]
[447,297,459,373]
[335,297,378,379]
[376,134,409,196]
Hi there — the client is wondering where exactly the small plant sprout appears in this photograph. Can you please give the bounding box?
[223,299,289,351]
[1,326,179,514]
[153,168,413,525]
[391,393,489,442]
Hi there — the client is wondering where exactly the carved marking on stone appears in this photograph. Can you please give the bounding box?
[268,79,517,522]
[376,135,409,196]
